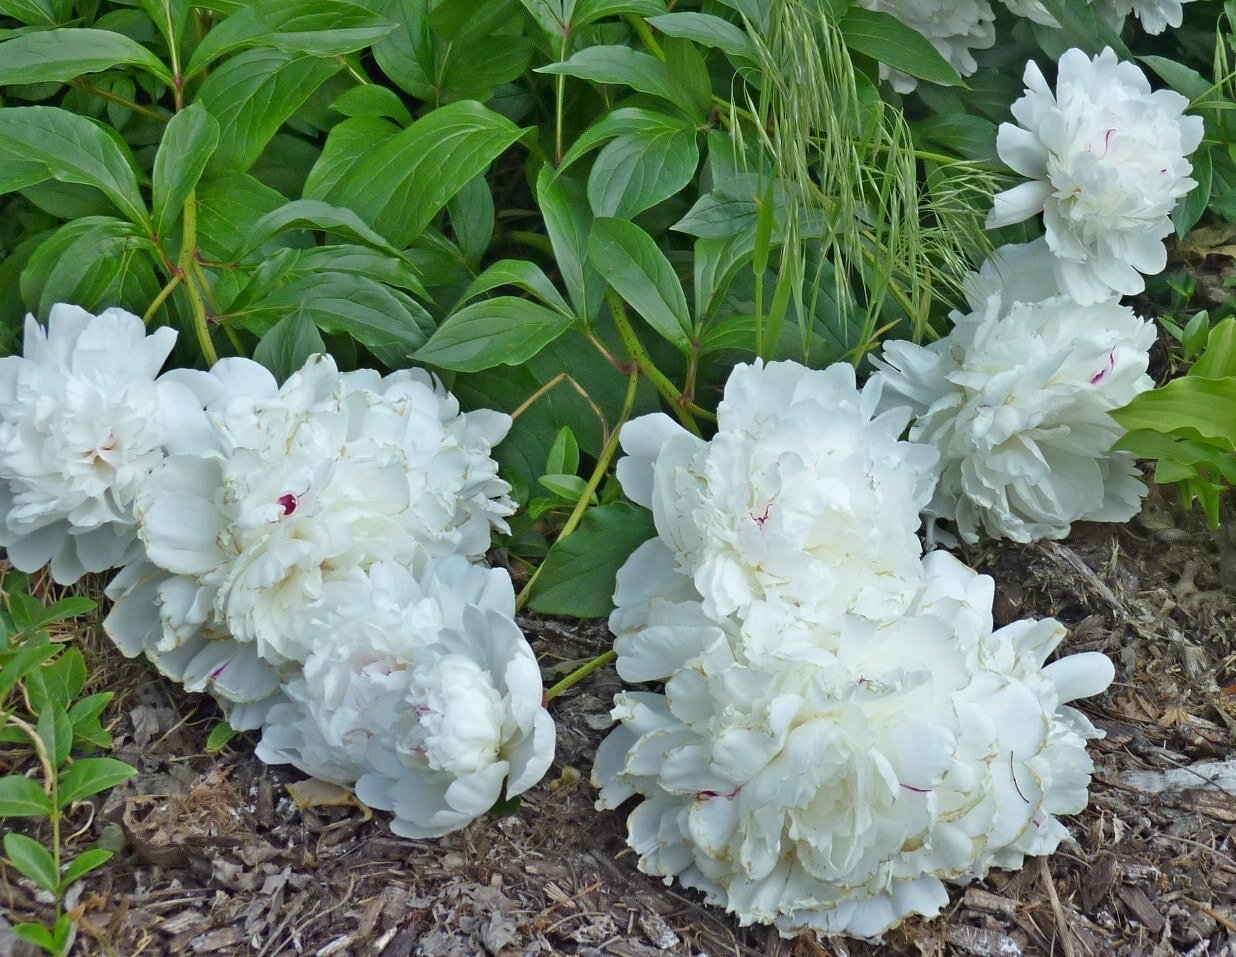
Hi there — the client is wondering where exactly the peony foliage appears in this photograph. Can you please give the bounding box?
[0,0,1228,945]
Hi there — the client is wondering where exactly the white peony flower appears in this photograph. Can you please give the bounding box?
[987,47,1204,304]
[961,238,1064,311]
[856,0,996,93]
[0,305,209,584]
[872,289,1155,543]
[106,353,515,673]
[1091,0,1197,34]
[594,550,1113,939]
[997,0,1058,26]
[617,360,938,626]
[256,557,524,787]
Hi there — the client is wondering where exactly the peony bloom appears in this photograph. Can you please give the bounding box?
[987,47,1204,304]
[1091,0,1197,34]
[594,550,1113,939]
[997,0,1058,26]
[252,557,559,839]
[617,360,938,626]
[0,305,211,584]
[872,288,1155,543]
[961,238,1064,310]
[856,0,996,93]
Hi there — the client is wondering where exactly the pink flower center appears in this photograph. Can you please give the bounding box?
[277,493,299,516]
[750,502,773,528]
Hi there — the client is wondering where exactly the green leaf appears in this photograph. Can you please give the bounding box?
[645,11,755,61]
[205,721,238,753]
[10,596,94,636]
[1173,142,1211,237]
[231,198,415,267]
[57,757,136,809]
[59,847,113,889]
[186,0,394,77]
[461,259,573,319]
[0,0,55,25]
[0,28,174,85]
[152,102,220,240]
[35,705,72,769]
[68,692,113,732]
[838,8,964,88]
[1111,377,1236,450]
[0,776,52,817]
[0,107,148,227]
[539,473,591,501]
[1191,318,1236,380]
[447,175,494,268]
[309,99,526,247]
[536,167,600,320]
[415,296,574,372]
[536,46,704,120]
[588,217,691,350]
[329,83,413,125]
[4,834,58,893]
[12,922,57,953]
[1139,55,1212,102]
[587,123,699,219]
[571,0,666,26]
[194,171,287,262]
[253,309,327,382]
[0,643,55,703]
[248,273,431,368]
[197,49,342,172]
[528,502,656,617]
[545,426,580,477]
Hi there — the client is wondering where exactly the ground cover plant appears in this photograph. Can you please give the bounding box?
[1,0,1236,954]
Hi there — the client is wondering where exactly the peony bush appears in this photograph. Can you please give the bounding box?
[1,0,1231,947]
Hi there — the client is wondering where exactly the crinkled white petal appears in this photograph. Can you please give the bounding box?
[595,549,1112,939]
[856,0,996,93]
[872,291,1155,543]
[617,360,938,625]
[0,305,203,583]
[1092,0,1196,34]
[988,47,1204,304]
[257,560,553,837]
[131,353,515,667]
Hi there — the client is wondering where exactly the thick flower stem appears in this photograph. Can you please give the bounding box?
[142,274,181,325]
[544,649,616,703]
[516,368,640,611]
[605,289,700,436]
[178,190,218,367]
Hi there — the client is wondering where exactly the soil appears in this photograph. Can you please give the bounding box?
[4,485,1236,957]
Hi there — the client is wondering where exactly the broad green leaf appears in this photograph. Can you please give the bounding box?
[194,171,287,262]
[559,107,679,172]
[246,273,431,367]
[0,28,174,85]
[437,34,535,104]
[9,595,94,635]
[536,46,705,120]
[536,167,600,319]
[588,217,691,350]
[152,102,220,239]
[12,923,57,953]
[60,848,113,888]
[0,776,52,817]
[1032,0,1129,58]
[142,0,191,56]
[572,0,666,26]
[838,8,964,88]
[545,426,580,477]
[231,199,414,265]
[587,124,699,218]
[22,217,161,318]
[414,296,574,372]
[68,692,113,731]
[527,502,656,617]
[57,757,137,809]
[461,259,573,319]
[186,0,394,77]
[370,0,435,101]
[1173,143,1211,237]
[1191,318,1236,381]
[0,150,49,194]
[3,833,58,893]
[0,643,55,702]
[329,83,413,125]
[645,12,754,61]
[1111,377,1236,450]
[673,188,758,238]
[310,99,526,247]
[197,49,342,172]
[539,474,591,501]
[913,114,998,163]
[35,705,72,769]
[301,116,402,204]
[205,720,238,753]
[0,0,55,24]
[253,309,327,382]
[45,645,87,702]
[1139,55,1212,102]
[446,175,494,268]
[0,107,148,227]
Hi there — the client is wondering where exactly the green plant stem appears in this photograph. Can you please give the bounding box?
[178,191,218,366]
[605,290,700,436]
[544,649,616,702]
[625,14,664,60]
[69,81,167,122]
[504,229,555,257]
[555,32,569,165]
[6,712,64,941]
[142,274,181,325]
[516,368,640,611]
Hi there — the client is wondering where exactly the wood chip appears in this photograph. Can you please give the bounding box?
[1116,885,1166,934]
[1119,760,1236,794]
[963,887,1018,916]
[943,924,1022,956]
[191,927,243,953]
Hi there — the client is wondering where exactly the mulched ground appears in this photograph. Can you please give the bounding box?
[3,482,1236,957]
